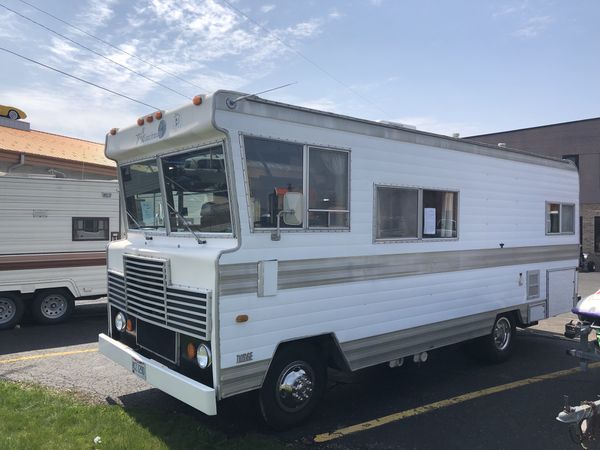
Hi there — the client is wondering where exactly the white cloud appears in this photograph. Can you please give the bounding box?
[492,3,527,18]
[513,15,553,38]
[260,4,276,13]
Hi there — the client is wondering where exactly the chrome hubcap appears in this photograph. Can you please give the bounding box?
[0,298,16,324]
[40,294,67,319]
[493,317,512,351]
[276,361,315,412]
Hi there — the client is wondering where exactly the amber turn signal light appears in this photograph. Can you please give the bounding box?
[235,314,249,323]
[186,342,197,359]
[126,319,133,332]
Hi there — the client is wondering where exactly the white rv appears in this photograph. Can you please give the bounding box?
[99,91,579,428]
[0,176,119,329]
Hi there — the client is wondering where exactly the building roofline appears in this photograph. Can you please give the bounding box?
[465,116,600,139]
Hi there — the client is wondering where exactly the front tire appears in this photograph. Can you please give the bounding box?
[259,344,326,429]
[474,314,516,363]
[0,293,24,330]
[31,290,74,325]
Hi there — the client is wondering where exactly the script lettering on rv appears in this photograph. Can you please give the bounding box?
[236,352,253,364]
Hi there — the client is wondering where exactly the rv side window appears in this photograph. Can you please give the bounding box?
[376,187,419,239]
[422,190,458,239]
[308,147,349,228]
[72,217,109,241]
[244,137,303,229]
[375,186,458,241]
[546,202,575,234]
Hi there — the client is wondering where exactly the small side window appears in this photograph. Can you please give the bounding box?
[527,270,540,300]
[72,217,109,241]
[376,187,419,239]
[546,202,575,234]
[422,190,458,239]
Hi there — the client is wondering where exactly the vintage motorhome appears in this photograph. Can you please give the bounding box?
[0,176,119,329]
[99,91,579,428]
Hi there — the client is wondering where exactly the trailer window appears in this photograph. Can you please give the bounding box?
[161,145,232,233]
[244,137,303,229]
[546,202,575,234]
[72,217,109,241]
[121,161,164,230]
[308,148,349,228]
[376,187,418,239]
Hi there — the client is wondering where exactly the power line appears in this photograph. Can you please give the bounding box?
[216,0,392,117]
[0,2,190,100]
[17,0,208,93]
[0,46,160,110]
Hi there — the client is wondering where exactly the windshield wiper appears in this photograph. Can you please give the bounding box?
[125,210,157,240]
[165,202,206,245]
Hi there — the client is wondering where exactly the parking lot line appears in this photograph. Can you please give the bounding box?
[313,362,600,443]
[0,347,98,364]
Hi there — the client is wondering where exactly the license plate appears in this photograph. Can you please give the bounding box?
[132,358,146,380]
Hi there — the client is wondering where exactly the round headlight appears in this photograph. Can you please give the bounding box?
[114,312,127,332]
[196,344,212,369]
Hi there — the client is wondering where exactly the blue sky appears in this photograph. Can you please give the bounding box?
[1,0,599,142]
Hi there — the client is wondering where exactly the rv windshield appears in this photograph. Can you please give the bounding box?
[121,160,165,230]
[161,145,232,233]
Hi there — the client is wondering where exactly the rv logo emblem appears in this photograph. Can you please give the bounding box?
[236,352,253,364]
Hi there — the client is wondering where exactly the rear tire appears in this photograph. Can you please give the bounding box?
[259,344,327,430]
[31,290,74,325]
[0,293,24,330]
[7,110,19,120]
[472,314,516,363]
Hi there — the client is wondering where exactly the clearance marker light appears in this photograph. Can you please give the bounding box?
[109,128,118,135]
[192,95,202,106]
[154,111,163,120]
[145,114,153,123]
[137,117,144,126]
[236,314,249,323]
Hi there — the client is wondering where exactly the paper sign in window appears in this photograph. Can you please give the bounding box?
[424,208,436,235]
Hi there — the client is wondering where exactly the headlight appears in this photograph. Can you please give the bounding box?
[114,312,127,332]
[196,344,212,369]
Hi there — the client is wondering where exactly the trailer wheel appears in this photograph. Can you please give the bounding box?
[0,293,24,330]
[474,314,516,363]
[259,344,326,429]
[8,110,19,120]
[31,290,74,325]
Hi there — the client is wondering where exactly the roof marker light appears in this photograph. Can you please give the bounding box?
[193,95,202,106]
[146,115,153,123]
[109,128,118,135]
[154,111,163,120]
[137,118,144,126]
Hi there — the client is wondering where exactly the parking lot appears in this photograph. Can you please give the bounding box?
[2,274,600,449]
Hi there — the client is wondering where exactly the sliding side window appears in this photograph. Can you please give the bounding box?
[546,202,575,234]
[375,186,458,241]
[244,137,303,229]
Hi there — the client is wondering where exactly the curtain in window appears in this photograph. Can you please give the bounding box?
[441,192,455,238]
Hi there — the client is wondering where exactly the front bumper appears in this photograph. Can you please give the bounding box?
[98,333,217,415]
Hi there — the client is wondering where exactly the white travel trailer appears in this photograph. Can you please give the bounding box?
[99,91,579,428]
[0,176,119,329]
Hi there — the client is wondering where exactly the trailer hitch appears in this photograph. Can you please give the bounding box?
[558,395,600,449]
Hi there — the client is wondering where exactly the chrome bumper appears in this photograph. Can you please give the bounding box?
[98,333,217,415]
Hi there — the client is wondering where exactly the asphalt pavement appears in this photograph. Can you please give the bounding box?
[1,274,600,449]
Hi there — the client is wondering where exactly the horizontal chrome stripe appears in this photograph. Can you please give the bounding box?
[219,244,578,296]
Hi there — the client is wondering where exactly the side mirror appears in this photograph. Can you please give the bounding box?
[282,192,303,226]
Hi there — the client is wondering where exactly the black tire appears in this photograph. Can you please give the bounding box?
[0,293,24,330]
[7,110,19,120]
[31,290,74,325]
[259,344,327,430]
[472,314,516,363]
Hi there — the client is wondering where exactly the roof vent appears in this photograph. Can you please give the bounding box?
[377,120,417,130]
[0,116,30,131]
[452,133,460,138]
[498,142,507,148]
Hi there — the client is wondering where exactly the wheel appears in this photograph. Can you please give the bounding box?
[7,110,19,120]
[0,293,24,330]
[259,344,327,429]
[31,290,74,324]
[472,314,516,363]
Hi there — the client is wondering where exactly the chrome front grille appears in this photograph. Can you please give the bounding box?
[107,254,211,340]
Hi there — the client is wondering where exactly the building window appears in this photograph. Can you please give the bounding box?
[562,154,579,169]
[546,203,575,234]
[375,185,458,241]
[243,136,350,230]
[72,217,109,241]
[595,217,600,253]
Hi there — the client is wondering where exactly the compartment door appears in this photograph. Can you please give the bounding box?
[547,268,576,317]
